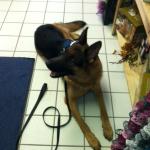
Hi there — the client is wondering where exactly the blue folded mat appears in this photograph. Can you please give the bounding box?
[0,57,35,150]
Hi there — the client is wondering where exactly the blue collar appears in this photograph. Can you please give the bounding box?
[61,40,78,54]
[63,39,73,49]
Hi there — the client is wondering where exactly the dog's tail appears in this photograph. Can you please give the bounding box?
[63,21,86,32]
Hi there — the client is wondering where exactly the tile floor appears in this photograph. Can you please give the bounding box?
[0,0,132,149]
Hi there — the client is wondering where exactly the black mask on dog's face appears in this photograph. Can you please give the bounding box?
[46,53,75,78]
[46,27,102,78]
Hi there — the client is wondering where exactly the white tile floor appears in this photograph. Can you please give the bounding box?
[0,0,132,149]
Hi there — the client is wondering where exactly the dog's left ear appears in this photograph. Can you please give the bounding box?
[78,27,88,45]
[85,41,102,63]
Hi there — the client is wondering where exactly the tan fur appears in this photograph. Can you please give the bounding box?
[39,22,113,150]
[64,58,113,150]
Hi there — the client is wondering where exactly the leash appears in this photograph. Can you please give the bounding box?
[42,80,72,150]
[16,81,72,150]
[16,83,47,149]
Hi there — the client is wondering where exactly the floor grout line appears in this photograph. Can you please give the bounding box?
[0,0,13,30]
[12,0,31,56]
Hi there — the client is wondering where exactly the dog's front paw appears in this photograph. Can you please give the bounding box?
[102,122,113,141]
[86,132,101,150]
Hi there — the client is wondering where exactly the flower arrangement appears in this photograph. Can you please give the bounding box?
[111,92,150,150]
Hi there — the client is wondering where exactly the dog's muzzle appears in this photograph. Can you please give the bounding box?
[45,55,74,78]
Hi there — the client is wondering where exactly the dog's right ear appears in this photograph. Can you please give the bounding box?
[85,41,102,63]
[78,27,88,45]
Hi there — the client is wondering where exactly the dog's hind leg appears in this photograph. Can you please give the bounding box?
[94,86,113,141]
[68,96,101,150]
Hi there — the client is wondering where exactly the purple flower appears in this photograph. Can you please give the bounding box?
[128,120,141,133]
[133,101,145,111]
[97,0,106,14]
[118,133,126,144]
[111,139,125,150]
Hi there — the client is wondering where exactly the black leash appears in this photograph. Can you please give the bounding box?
[16,83,48,149]
[16,81,72,150]
[42,80,72,150]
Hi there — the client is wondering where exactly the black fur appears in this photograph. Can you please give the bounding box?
[34,24,65,59]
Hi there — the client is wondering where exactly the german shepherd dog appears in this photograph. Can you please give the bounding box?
[34,21,113,150]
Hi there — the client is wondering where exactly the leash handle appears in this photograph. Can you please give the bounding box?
[16,83,47,148]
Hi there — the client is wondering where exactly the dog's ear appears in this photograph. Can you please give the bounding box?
[78,27,88,45]
[85,41,102,63]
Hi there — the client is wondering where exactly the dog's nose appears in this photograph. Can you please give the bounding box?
[45,59,55,70]
[46,58,64,72]
[45,54,67,71]
[45,55,73,75]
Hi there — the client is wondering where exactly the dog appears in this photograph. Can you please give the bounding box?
[34,21,113,150]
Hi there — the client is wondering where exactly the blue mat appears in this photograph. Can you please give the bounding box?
[0,57,35,150]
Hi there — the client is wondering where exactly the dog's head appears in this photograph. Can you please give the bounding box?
[46,27,102,78]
